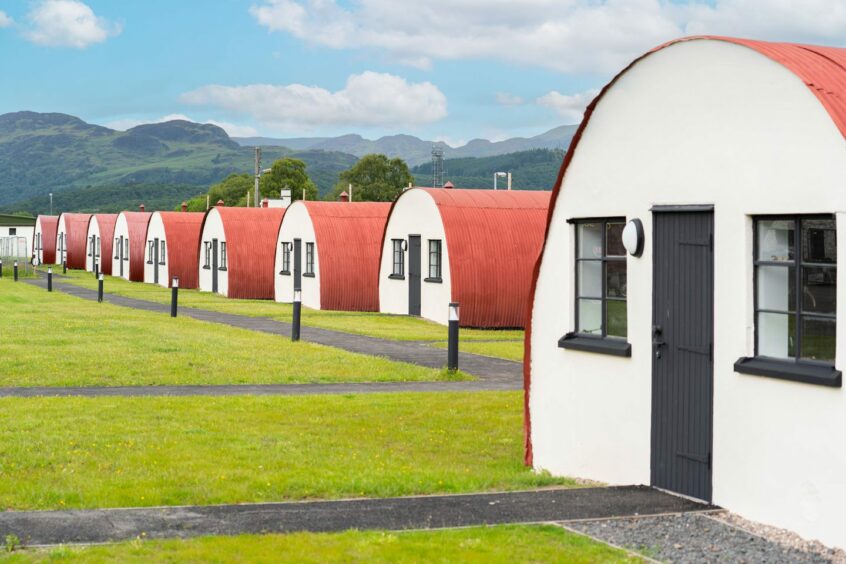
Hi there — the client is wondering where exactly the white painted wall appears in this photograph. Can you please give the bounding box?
[111,214,133,280]
[84,217,101,272]
[33,218,49,264]
[0,225,34,259]
[55,215,68,265]
[197,208,228,296]
[530,39,846,549]
[379,189,453,325]
[144,213,170,287]
[274,202,320,309]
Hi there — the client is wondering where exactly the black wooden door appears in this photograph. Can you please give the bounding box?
[651,210,714,502]
[119,236,124,277]
[153,238,160,284]
[294,239,302,290]
[212,239,219,293]
[408,235,421,316]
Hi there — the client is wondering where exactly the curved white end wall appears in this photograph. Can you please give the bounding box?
[84,218,101,272]
[198,208,228,296]
[144,213,170,287]
[55,215,68,265]
[274,202,320,309]
[112,214,132,281]
[530,39,846,548]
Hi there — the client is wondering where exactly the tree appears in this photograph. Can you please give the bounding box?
[208,173,253,206]
[260,157,319,202]
[330,154,413,202]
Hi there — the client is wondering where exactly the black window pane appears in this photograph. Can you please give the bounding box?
[606,222,625,257]
[757,219,794,262]
[606,300,627,338]
[606,260,627,298]
[802,266,836,315]
[801,317,836,362]
[802,218,836,263]
[757,265,795,313]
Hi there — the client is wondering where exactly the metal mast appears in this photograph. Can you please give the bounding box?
[431,146,445,188]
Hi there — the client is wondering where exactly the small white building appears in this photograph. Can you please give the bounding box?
[526,36,846,549]
[274,200,390,311]
[85,214,118,275]
[112,210,152,281]
[379,187,550,327]
[0,214,35,262]
[33,215,58,266]
[144,211,205,288]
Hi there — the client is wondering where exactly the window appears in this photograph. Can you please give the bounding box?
[219,242,227,270]
[146,240,154,264]
[88,236,94,257]
[754,216,836,363]
[114,238,119,259]
[9,228,15,236]
[96,237,100,257]
[203,242,211,269]
[391,239,405,278]
[279,242,291,274]
[575,219,627,338]
[159,241,166,265]
[427,239,442,281]
[123,238,129,260]
[305,242,315,275]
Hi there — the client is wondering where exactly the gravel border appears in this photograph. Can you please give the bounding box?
[565,512,837,563]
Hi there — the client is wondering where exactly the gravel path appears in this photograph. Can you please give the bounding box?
[566,512,839,563]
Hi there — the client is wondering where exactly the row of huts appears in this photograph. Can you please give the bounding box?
[33,187,551,328]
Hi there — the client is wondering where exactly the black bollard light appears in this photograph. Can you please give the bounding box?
[292,289,302,342]
[94,261,99,279]
[63,260,67,274]
[13,261,18,282]
[0,258,3,278]
[97,273,104,303]
[447,302,460,371]
[170,276,179,318]
[47,266,53,292]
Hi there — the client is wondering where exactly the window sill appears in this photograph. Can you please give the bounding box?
[218,267,227,272]
[202,266,210,270]
[146,261,153,265]
[389,274,405,280]
[734,357,841,388]
[279,270,291,276]
[303,272,315,278]
[424,277,442,284]
[558,333,631,357]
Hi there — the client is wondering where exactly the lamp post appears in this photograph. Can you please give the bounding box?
[447,302,460,371]
[0,258,3,278]
[292,289,302,341]
[47,266,53,292]
[171,276,179,317]
[13,260,18,282]
[494,172,507,190]
[97,273,104,303]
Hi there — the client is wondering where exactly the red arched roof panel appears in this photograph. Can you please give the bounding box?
[90,214,118,275]
[120,212,152,282]
[59,213,92,270]
[35,215,58,264]
[303,201,391,311]
[523,36,846,466]
[422,188,551,328]
[157,211,205,289]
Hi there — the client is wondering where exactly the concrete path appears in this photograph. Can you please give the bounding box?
[24,277,521,387]
[0,486,714,546]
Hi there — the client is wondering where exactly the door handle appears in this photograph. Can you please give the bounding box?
[653,325,666,358]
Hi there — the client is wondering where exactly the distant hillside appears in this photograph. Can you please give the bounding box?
[411,149,563,191]
[235,125,577,166]
[0,112,357,214]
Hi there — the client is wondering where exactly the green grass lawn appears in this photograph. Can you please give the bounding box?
[59,270,524,343]
[1,525,637,563]
[0,278,457,386]
[433,340,525,362]
[0,392,571,511]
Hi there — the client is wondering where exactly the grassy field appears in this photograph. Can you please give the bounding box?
[1,525,637,562]
[58,270,525,344]
[0,392,570,511]
[0,278,458,386]
[434,340,526,362]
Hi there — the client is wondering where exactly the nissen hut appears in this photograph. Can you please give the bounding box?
[85,214,118,275]
[144,210,205,288]
[33,215,58,265]
[55,213,92,269]
[525,36,846,549]
[112,209,152,281]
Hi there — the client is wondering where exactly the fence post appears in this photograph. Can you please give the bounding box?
[171,277,179,318]
[448,302,460,371]
[292,289,302,342]
[97,273,104,303]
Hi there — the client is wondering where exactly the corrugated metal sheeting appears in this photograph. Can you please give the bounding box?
[209,207,286,299]
[425,188,551,328]
[121,212,152,282]
[303,201,391,311]
[35,215,58,264]
[523,36,846,465]
[91,214,118,275]
[157,212,204,289]
[58,213,92,269]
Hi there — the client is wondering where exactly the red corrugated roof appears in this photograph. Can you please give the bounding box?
[58,213,92,269]
[90,214,118,275]
[413,188,550,328]
[34,215,58,264]
[523,36,846,466]
[202,207,286,299]
[120,211,152,282]
[298,201,391,311]
[155,212,205,289]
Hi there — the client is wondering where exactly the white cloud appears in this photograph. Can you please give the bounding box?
[249,0,846,74]
[537,89,600,123]
[496,92,524,106]
[0,11,13,27]
[181,71,448,129]
[25,0,121,48]
[104,114,259,138]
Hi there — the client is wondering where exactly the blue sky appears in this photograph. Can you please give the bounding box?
[0,0,842,145]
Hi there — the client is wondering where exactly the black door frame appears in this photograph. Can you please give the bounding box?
[408,235,422,316]
[650,207,715,502]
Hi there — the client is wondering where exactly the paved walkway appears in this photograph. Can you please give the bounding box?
[24,277,521,388]
[0,486,714,546]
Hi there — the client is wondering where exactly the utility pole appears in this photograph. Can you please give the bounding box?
[254,147,262,208]
[49,193,53,216]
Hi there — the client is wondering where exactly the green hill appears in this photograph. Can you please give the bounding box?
[411,148,563,190]
[0,112,357,214]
